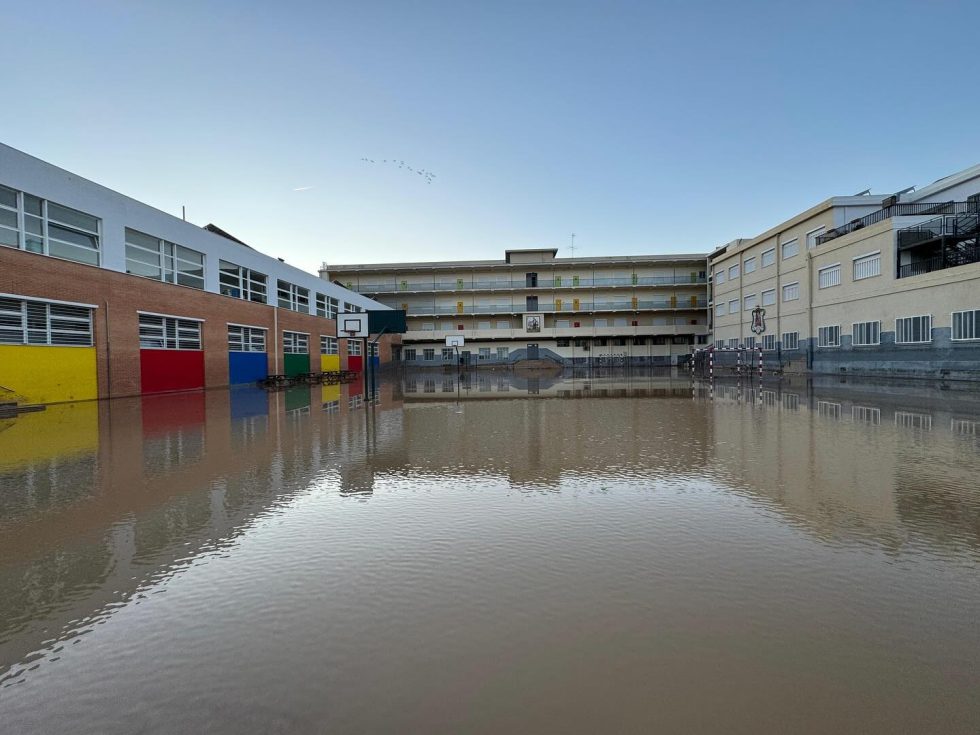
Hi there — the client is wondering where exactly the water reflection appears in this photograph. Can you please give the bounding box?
[1,370,979,733]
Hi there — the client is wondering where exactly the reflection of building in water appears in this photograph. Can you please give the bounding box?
[0,382,403,684]
[703,375,980,551]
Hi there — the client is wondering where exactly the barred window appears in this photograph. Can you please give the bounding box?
[0,296,94,346]
[782,332,799,350]
[497,347,509,359]
[818,263,841,289]
[277,281,310,312]
[782,282,800,301]
[0,185,101,265]
[441,347,454,360]
[852,321,880,346]
[744,336,756,348]
[139,313,201,350]
[761,334,776,351]
[422,347,434,360]
[228,325,266,352]
[219,260,267,302]
[320,336,338,354]
[853,252,881,281]
[951,309,980,341]
[126,229,205,289]
[404,348,417,361]
[895,315,931,344]
[817,325,840,348]
[283,331,308,354]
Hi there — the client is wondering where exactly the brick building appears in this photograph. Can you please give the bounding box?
[0,144,397,404]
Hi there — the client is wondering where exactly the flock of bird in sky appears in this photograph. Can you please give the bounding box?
[360,158,437,184]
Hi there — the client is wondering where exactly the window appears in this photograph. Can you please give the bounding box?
[139,313,201,350]
[761,289,776,306]
[315,293,327,317]
[728,264,740,279]
[497,347,509,359]
[896,315,932,344]
[0,185,101,265]
[496,320,510,329]
[125,229,205,289]
[781,332,799,350]
[219,260,267,302]
[0,296,93,346]
[761,334,776,351]
[728,300,738,314]
[228,325,266,352]
[423,348,435,361]
[404,348,417,361]
[347,339,362,356]
[715,269,725,285]
[743,294,757,311]
[952,309,980,341]
[852,321,881,346]
[421,322,435,331]
[595,318,608,327]
[761,248,775,268]
[744,336,756,348]
[744,257,756,274]
[277,280,309,312]
[782,282,800,301]
[556,319,571,328]
[479,347,491,359]
[781,239,799,260]
[727,338,738,348]
[818,263,841,289]
[806,227,825,249]
[282,331,309,354]
[853,252,881,281]
[613,317,627,327]
[442,348,454,360]
[556,339,570,347]
[817,325,840,348]
[320,336,338,355]
[715,303,725,317]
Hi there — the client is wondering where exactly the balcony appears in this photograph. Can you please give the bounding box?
[344,274,708,294]
[896,214,980,279]
[817,200,978,245]
[397,298,708,316]
[402,323,708,342]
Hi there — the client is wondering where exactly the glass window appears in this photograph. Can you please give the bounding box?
[228,325,266,352]
[782,282,800,301]
[743,294,757,311]
[0,187,102,264]
[404,348,417,361]
[781,239,799,260]
[714,269,725,285]
[423,348,435,360]
[761,289,776,306]
[761,248,775,268]
[728,300,738,314]
[895,315,932,344]
[852,321,880,346]
[715,303,725,317]
[728,264,740,279]
[219,260,267,302]
[138,313,201,350]
[761,334,776,351]
[126,229,205,289]
[806,227,825,249]
[952,309,980,341]
[277,280,310,312]
[817,325,840,348]
[320,336,338,354]
[743,257,756,274]
[0,296,93,346]
[283,331,309,353]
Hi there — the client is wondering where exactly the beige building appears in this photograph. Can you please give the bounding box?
[324,249,708,366]
[708,164,980,379]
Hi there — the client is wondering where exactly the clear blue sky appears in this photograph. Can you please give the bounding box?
[4,0,979,273]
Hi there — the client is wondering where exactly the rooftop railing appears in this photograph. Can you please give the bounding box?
[816,201,977,245]
[346,274,707,293]
[398,298,708,315]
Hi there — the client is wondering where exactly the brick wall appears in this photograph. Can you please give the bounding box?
[1,248,399,398]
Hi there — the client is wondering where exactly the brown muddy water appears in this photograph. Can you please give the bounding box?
[0,370,978,734]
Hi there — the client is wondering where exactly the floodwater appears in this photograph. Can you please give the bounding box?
[1,370,978,734]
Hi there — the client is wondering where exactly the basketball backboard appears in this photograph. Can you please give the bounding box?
[446,335,465,347]
[337,313,369,337]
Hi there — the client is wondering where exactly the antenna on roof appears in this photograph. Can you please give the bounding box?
[569,233,576,258]
[853,188,872,196]
[182,205,186,221]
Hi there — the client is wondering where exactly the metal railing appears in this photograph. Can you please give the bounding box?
[399,298,708,315]
[897,243,980,279]
[345,275,708,293]
[816,201,978,245]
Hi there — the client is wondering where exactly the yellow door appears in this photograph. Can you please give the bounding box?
[555,298,563,311]
[631,296,638,309]
[572,298,580,310]
[456,301,464,314]
[670,295,677,308]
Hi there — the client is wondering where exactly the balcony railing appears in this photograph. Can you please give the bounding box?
[816,201,977,245]
[398,298,708,315]
[344,275,707,293]
[897,244,980,279]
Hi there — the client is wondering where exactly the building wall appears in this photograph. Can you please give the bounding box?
[0,247,397,402]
